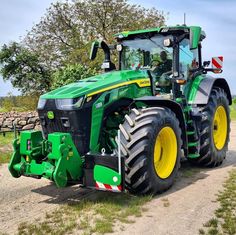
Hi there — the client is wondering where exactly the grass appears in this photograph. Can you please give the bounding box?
[230,105,236,120]
[17,193,151,235]
[0,132,14,165]
[231,98,236,120]
[199,169,236,235]
[0,150,12,164]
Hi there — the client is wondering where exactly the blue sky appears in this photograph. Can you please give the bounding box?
[0,0,55,96]
[0,0,236,96]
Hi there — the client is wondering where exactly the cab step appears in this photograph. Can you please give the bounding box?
[187,120,193,124]
[184,106,191,112]
[188,153,200,159]
[188,142,198,147]
[187,131,195,135]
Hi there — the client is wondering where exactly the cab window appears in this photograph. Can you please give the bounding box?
[179,39,199,79]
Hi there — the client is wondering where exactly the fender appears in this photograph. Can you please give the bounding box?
[189,77,232,105]
[134,96,187,151]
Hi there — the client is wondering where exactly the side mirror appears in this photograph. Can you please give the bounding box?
[189,26,201,49]
[203,61,210,67]
[202,57,223,74]
[89,41,99,60]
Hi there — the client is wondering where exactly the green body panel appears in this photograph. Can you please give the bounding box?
[90,82,151,151]
[9,131,83,187]
[94,165,121,186]
[185,75,205,104]
[41,70,150,99]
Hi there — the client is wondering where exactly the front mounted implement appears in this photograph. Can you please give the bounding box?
[9,130,83,187]
[8,130,125,192]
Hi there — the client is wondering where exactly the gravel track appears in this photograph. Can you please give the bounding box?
[0,122,235,235]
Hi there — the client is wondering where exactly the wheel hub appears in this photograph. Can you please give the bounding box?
[213,105,227,150]
[154,127,177,179]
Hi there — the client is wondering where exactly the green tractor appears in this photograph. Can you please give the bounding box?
[9,25,232,195]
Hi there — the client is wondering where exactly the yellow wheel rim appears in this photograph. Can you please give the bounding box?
[154,127,177,179]
[213,105,227,150]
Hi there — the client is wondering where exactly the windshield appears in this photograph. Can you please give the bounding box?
[120,35,173,73]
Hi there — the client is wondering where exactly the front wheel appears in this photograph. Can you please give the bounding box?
[119,107,182,195]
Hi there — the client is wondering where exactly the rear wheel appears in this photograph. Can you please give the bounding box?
[196,87,230,166]
[119,107,182,195]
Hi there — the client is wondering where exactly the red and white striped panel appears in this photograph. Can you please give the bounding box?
[212,56,223,69]
[95,181,122,192]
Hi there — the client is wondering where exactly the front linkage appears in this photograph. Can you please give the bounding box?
[8,130,125,192]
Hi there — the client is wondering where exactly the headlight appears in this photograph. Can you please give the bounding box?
[37,99,46,109]
[55,97,84,110]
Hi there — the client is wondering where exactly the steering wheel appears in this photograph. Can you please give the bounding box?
[150,59,160,67]
[156,71,172,87]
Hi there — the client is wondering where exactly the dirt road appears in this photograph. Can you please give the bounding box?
[112,122,236,235]
[0,122,235,235]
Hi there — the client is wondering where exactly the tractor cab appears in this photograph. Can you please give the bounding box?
[91,26,220,97]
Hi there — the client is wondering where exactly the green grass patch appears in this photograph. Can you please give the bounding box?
[230,105,236,120]
[0,150,11,164]
[0,132,14,164]
[17,193,151,235]
[0,132,14,146]
[199,169,236,235]
[231,98,236,120]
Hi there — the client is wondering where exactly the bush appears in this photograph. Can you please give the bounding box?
[0,94,39,112]
[51,64,97,89]
[233,97,236,105]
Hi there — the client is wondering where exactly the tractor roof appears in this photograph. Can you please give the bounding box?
[115,25,206,49]
[115,25,205,38]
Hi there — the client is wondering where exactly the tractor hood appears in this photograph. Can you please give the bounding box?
[41,70,149,99]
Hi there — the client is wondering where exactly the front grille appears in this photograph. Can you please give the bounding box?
[38,99,92,155]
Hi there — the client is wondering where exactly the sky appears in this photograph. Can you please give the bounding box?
[0,0,55,96]
[0,0,236,96]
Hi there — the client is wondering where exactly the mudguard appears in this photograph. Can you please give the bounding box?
[134,96,187,150]
[189,77,232,105]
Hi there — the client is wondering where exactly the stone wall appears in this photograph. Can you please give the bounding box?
[0,111,41,132]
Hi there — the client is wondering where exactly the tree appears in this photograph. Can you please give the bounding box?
[24,0,167,68]
[0,0,167,93]
[0,42,51,95]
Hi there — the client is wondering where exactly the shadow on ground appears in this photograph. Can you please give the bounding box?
[31,150,236,205]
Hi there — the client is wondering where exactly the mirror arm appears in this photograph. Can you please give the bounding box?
[100,41,111,62]
[172,38,180,78]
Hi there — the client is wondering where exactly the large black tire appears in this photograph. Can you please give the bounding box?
[196,87,230,167]
[119,107,182,195]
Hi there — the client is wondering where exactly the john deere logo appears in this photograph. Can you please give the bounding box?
[47,111,54,120]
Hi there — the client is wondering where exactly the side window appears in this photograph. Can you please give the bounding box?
[122,47,144,70]
[179,39,199,79]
